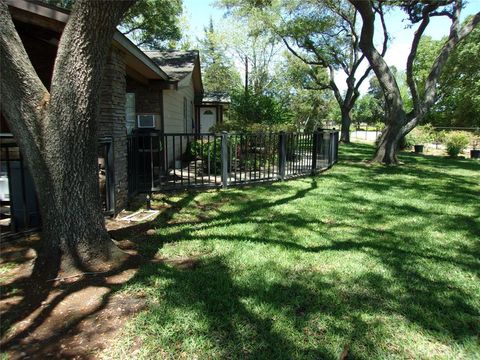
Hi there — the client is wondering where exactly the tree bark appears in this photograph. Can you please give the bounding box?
[340,106,352,143]
[351,0,480,164]
[0,0,135,277]
[280,1,389,146]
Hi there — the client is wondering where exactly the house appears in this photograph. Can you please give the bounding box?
[198,92,231,133]
[0,0,226,235]
[145,50,203,134]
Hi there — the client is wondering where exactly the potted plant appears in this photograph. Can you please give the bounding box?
[405,125,434,154]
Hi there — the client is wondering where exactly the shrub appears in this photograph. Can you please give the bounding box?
[444,131,472,156]
[471,132,480,150]
[210,122,297,134]
[405,124,434,147]
[189,136,245,174]
[190,138,223,174]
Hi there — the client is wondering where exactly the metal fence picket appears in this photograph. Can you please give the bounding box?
[126,129,339,193]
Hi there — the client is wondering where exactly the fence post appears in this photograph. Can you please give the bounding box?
[333,131,339,163]
[329,129,334,166]
[278,131,286,180]
[221,131,228,188]
[311,129,318,175]
[323,130,331,167]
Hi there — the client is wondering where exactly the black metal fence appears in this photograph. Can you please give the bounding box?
[127,129,339,193]
[0,136,41,235]
[1,135,117,237]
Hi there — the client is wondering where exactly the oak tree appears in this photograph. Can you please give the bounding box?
[0,0,135,278]
[351,0,480,164]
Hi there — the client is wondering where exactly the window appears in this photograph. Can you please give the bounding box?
[191,101,194,131]
[183,97,188,133]
[125,93,136,134]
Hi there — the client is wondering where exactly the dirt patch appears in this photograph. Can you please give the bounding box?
[0,227,148,360]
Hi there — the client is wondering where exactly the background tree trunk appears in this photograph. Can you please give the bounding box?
[340,107,352,143]
[350,0,480,165]
[0,0,135,278]
[371,120,405,164]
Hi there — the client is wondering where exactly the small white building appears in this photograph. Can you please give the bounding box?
[198,92,231,133]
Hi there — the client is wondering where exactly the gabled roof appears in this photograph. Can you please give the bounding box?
[144,50,199,81]
[202,92,231,104]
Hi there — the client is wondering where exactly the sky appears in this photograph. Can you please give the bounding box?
[183,0,480,93]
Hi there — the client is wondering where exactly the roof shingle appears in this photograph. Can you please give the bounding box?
[144,50,199,81]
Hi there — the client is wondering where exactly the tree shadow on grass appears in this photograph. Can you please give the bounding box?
[120,256,387,359]
[2,142,478,358]
[0,179,317,357]
[118,246,479,359]
[107,143,479,357]
[0,193,202,358]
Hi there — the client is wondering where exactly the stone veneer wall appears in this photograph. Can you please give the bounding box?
[98,48,127,214]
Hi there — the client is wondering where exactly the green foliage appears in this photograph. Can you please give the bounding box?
[444,131,472,157]
[42,0,183,49]
[405,124,434,147]
[190,138,223,173]
[121,0,183,49]
[415,24,480,127]
[229,89,292,127]
[211,121,296,133]
[209,9,281,96]
[199,19,242,93]
[274,53,335,131]
[217,0,370,133]
[413,36,443,95]
[352,94,383,126]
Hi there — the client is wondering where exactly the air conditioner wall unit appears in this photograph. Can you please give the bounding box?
[137,114,156,128]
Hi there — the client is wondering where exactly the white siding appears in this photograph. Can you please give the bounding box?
[200,106,217,132]
[163,75,195,167]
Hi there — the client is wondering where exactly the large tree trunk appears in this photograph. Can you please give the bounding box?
[349,0,406,164]
[371,123,404,164]
[0,0,134,278]
[351,0,480,165]
[340,107,352,143]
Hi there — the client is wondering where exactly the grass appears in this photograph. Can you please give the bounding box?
[108,143,479,359]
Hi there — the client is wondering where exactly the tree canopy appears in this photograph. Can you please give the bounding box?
[415,27,480,128]
[199,19,242,93]
[217,0,387,142]
[43,0,183,49]
[351,0,480,164]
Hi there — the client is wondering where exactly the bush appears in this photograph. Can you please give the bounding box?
[190,138,223,174]
[210,122,297,134]
[444,131,472,156]
[405,124,434,147]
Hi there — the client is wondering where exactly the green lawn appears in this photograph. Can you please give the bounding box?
[109,143,480,359]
